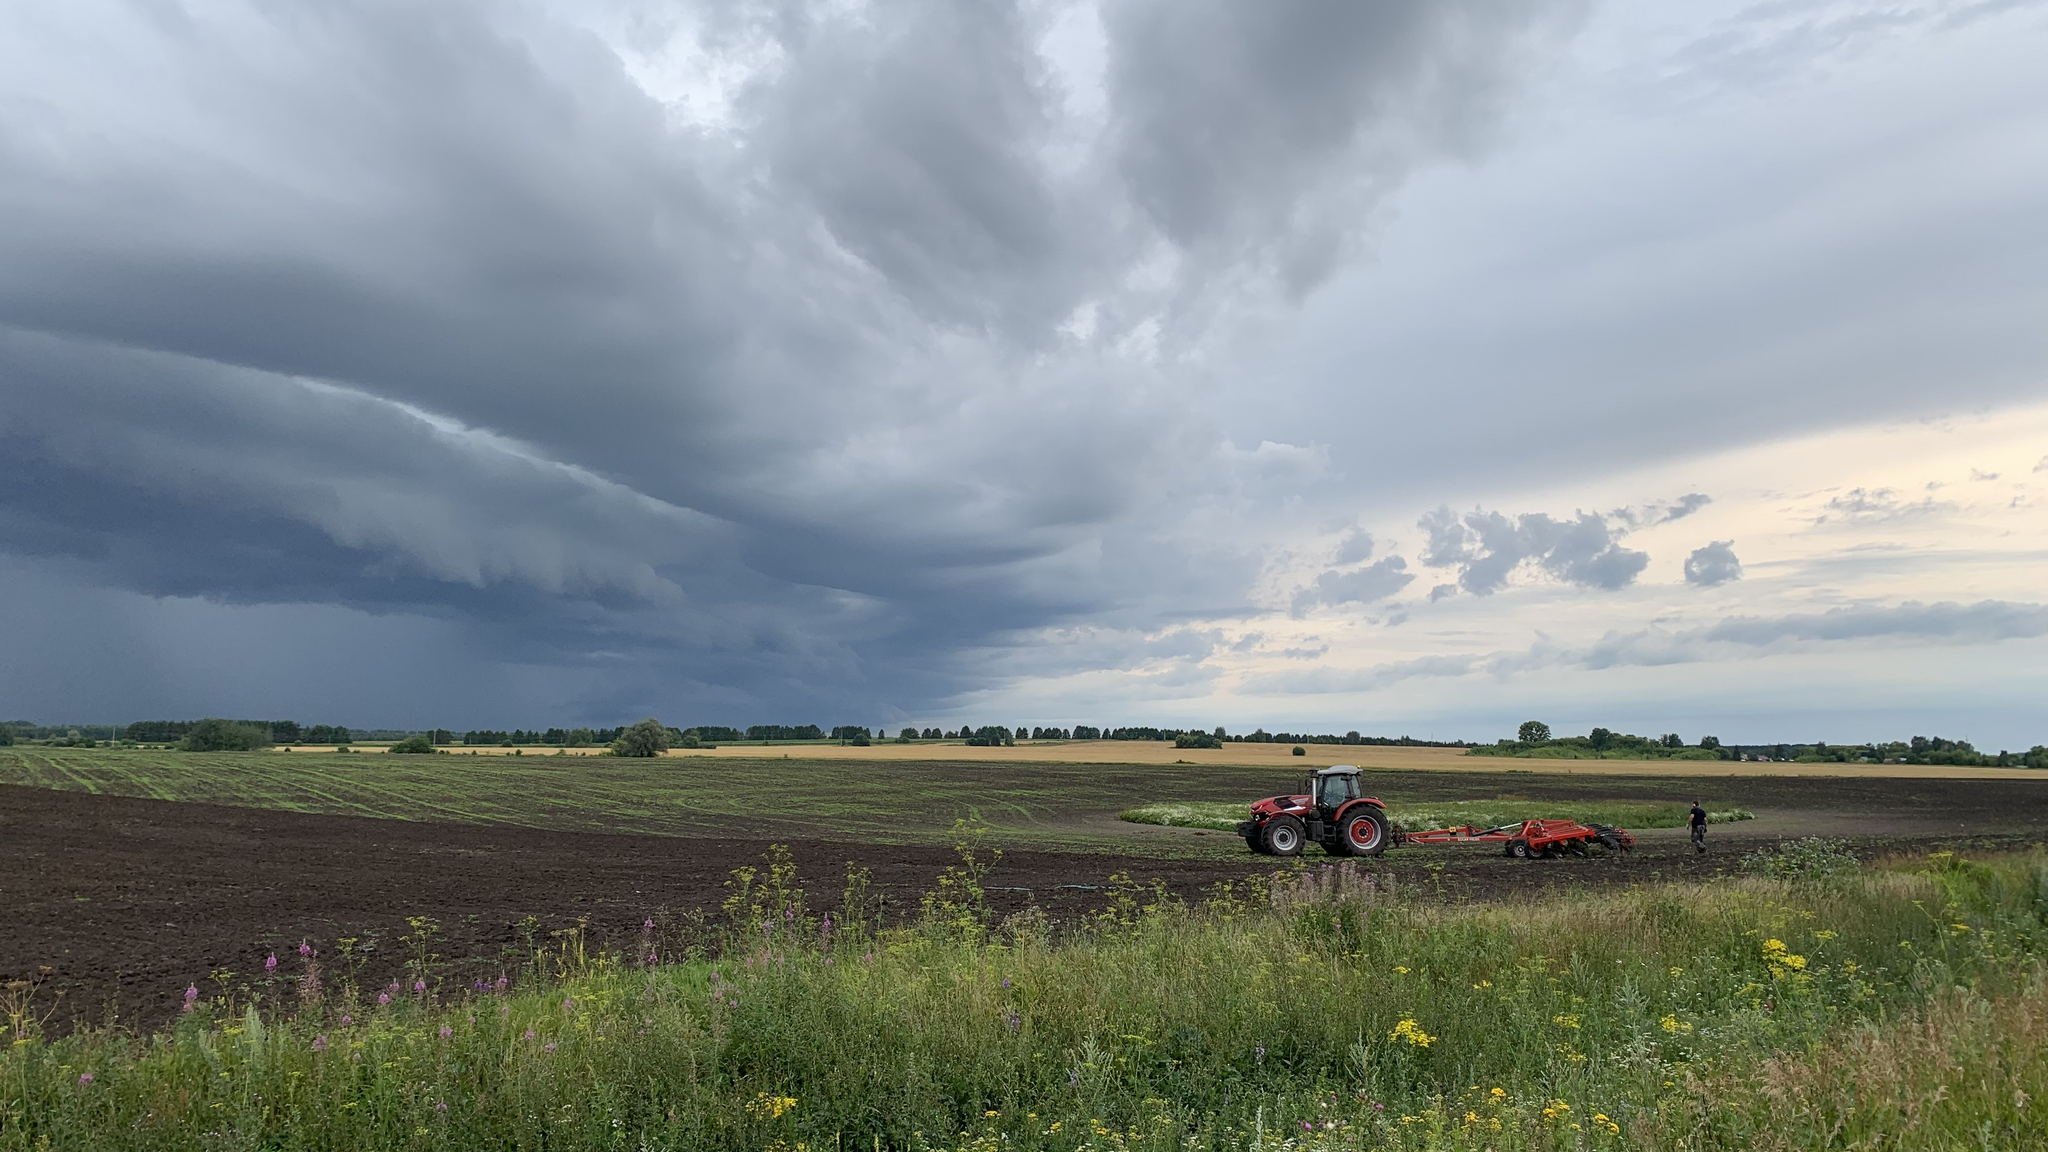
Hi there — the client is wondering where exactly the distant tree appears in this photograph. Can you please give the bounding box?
[1292,746,1306,756]
[1517,721,1552,744]
[1176,732,1223,750]
[1660,733,1683,748]
[388,734,435,754]
[182,718,273,752]
[1588,727,1614,751]
[611,718,673,757]
[1699,735,1722,750]
[678,732,702,749]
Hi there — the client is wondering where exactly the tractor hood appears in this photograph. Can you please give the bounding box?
[1251,794,1313,816]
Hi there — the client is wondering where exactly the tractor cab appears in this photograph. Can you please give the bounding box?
[1306,766,1361,813]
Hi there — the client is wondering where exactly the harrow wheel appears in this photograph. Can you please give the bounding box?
[1507,839,1534,859]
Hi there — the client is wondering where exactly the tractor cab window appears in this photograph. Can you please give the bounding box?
[1316,773,1357,809]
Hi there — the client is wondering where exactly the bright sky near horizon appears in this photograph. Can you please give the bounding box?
[2,0,2044,746]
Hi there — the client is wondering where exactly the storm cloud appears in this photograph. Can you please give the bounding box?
[2,0,2044,739]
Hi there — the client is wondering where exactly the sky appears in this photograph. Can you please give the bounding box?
[1,0,2044,747]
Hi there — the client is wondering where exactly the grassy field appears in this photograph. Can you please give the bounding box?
[0,748,1775,856]
[1120,800,1754,834]
[4,842,2045,1150]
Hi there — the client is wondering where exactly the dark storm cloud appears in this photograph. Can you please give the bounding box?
[1417,501,1668,595]
[1683,540,1743,587]
[0,0,1575,721]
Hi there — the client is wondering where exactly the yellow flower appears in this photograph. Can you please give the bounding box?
[1393,966,1410,974]
[1659,1014,1692,1034]
[1490,1087,1506,1099]
[1815,930,1838,941]
[1389,1018,1436,1047]
[1552,1014,1580,1029]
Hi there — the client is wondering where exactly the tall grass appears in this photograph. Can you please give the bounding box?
[1120,800,1753,833]
[5,842,2046,1150]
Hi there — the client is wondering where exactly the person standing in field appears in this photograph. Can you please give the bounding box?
[1689,801,1708,853]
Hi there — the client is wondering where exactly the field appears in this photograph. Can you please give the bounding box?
[1119,801,1754,834]
[5,747,2048,1149]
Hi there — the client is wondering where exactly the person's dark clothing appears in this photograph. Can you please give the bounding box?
[1689,805,1707,828]
[1689,805,1708,852]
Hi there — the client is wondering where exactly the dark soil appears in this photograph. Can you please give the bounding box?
[3,781,2042,1032]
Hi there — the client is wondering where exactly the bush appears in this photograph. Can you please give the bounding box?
[610,717,673,757]
[1741,836,1860,880]
[1174,732,1222,750]
[1292,745,1306,756]
[387,735,435,754]
[179,718,272,752]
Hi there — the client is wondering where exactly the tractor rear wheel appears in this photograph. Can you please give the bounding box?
[1507,839,1534,859]
[1337,808,1390,857]
[1262,815,1306,857]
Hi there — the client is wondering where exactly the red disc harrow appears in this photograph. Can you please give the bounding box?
[1395,818,1634,859]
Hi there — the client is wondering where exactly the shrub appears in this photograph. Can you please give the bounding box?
[1174,732,1222,749]
[179,718,272,752]
[610,717,672,757]
[1741,836,1860,880]
[1292,745,1306,756]
[386,735,435,754]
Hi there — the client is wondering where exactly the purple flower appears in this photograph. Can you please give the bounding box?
[562,998,575,1011]
[647,951,659,965]
[414,980,426,994]
[473,979,485,991]
[377,993,391,1005]
[494,976,509,993]
[439,1025,452,1039]
[727,999,738,1008]
[643,918,655,931]
[388,981,401,994]
[298,942,313,958]
[312,1035,328,1051]
[265,955,278,972]
[436,1102,448,1113]
[1005,1011,1020,1032]
[340,1014,353,1026]
[1373,1103,1385,1112]
[1000,977,1010,989]
[785,908,795,920]
[523,1029,536,1041]
[183,985,199,1008]
[1302,1122,1313,1132]
[542,1042,557,1053]
[77,1072,94,1086]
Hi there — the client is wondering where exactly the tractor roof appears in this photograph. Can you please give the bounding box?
[1312,765,1361,777]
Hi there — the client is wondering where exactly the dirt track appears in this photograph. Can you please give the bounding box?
[4,782,2043,1032]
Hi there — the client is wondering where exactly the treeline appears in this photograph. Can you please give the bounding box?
[1469,722,2048,769]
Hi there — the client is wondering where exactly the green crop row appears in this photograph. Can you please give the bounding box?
[5,840,2045,1151]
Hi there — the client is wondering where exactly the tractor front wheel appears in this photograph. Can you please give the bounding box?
[1338,808,1390,857]
[1244,834,1267,856]
[1262,816,1306,857]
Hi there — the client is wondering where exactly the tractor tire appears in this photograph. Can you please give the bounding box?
[1244,834,1267,856]
[1261,815,1306,857]
[1507,839,1534,859]
[1337,808,1390,857]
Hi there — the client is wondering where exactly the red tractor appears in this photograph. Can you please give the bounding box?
[1236,765,1390,857]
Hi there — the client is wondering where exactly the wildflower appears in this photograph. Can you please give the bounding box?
[523,1030,536,1041]
[183,985,199,1010]
[1491,1088,1506,1099]
[563,998,576,1011]
[644,918,655,931]
[312,1035,328,1051]
[414,980,426,994]
[1389,1018,1435,1048]
[388,981,401,994]
[299,942,314,958]
[1815,930,1838,941]
[495,976,509,992]
[439,1025,452,1039]
[1552,1014,1580,1029]
[78,1073,94,1086]
[378,993,391,1006]
[1000,977,1010,989]
[1005,1011,1020,1032]
[436,1102,448,1113]
[1254,1045,1266,1063]
[543,1042,557,1053]
[647,951,659,965]
[265,955,278,972]
[339,1014,352,1026]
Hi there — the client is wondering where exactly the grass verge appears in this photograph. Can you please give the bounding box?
[2,836,2042,1150]
[1119,799,1754,833]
